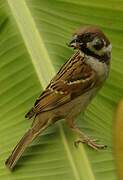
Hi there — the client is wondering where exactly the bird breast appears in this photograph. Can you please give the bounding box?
[85,55,110,83]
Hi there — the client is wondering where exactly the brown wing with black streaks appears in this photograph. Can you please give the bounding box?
[25,51,97,118]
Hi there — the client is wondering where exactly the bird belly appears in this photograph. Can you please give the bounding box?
[67,88,98,118]
[53,87,99,120]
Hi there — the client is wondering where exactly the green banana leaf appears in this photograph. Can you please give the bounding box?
[0,0,122,179]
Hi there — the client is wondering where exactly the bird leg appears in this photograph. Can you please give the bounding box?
[66,119,107,150]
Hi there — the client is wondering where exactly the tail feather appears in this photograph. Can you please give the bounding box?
[5,118,51,170]
[5,129,33,170]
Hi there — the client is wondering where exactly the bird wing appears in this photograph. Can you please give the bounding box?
[32,51,97,114]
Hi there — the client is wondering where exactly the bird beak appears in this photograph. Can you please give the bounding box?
[68,38,82,49]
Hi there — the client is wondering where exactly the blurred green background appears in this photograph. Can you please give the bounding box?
[0,0,123,179]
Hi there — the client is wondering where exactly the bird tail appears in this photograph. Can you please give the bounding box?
[5,118,52,170]
[25,107,35,119]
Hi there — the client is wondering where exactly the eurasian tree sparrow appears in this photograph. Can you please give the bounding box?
[5,26,112,170]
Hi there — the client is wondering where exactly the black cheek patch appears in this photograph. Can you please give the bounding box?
[93,40,104,50]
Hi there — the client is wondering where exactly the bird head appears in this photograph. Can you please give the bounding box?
[69,26,112,63]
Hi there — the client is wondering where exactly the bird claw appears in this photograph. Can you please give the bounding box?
[74,137,107,150]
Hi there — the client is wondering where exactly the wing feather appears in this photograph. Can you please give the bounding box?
[25,51,97,117]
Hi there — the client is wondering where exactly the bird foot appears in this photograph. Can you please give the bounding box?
[74,137,107,150]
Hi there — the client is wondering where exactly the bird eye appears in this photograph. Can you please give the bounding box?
[93,39,104,50]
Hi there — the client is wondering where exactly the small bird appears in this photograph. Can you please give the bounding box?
[5,26,112,170]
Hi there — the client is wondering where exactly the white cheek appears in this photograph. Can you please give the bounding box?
[87,42,112,55]
[103,44,112,52]
[98,44,112,55]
